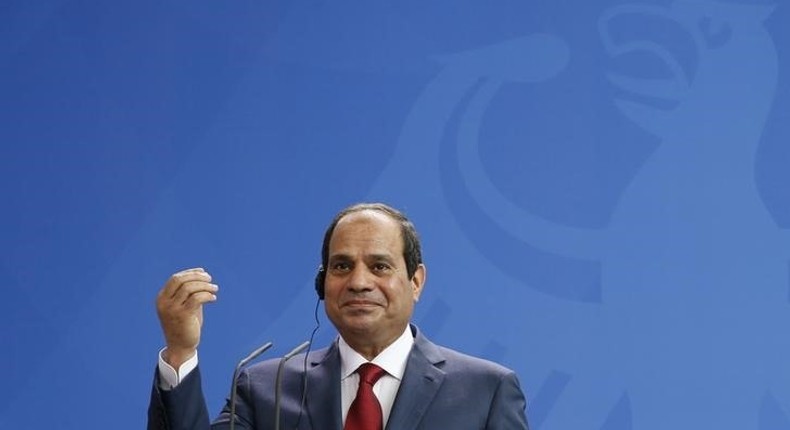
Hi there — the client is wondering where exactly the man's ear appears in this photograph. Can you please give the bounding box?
[411,264,426,302]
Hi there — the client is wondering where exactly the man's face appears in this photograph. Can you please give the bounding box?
[323,210,425,352]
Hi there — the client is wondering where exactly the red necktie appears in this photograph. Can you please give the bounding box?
[345,363,387,430]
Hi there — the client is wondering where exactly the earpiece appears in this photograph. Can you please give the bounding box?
[314,266,325,300]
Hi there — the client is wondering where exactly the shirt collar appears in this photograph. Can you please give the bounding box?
[339,325,414,381]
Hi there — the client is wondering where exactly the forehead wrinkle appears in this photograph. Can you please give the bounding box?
[328,250,398,263]
[329,235,393,253]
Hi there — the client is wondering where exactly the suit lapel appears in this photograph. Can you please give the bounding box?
[385,327,446,430]
[305,342,343,430]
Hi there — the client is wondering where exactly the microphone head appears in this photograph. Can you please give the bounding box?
[237,341,274,369]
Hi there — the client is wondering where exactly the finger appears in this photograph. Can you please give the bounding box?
[172,269,213,288]
[171,281,219,306]
[161,270,213,298]
[175,267,206,276]
[157,281,217,314]
[183,290,218,310]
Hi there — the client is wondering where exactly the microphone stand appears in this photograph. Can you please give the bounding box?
[274,341,311,430]
[229,342,274,430]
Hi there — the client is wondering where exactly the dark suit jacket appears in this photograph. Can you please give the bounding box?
[148,325,528,429]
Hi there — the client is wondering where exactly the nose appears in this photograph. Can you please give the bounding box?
[347,266,375,292]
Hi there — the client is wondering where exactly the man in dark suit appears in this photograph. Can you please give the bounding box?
[148,203,529,429]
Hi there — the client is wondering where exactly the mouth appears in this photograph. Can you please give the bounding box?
[342,300,381,309]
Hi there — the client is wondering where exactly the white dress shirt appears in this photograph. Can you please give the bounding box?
[338,325,413,428]
[158,349,198,390]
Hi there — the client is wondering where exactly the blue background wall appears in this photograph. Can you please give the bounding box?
[2,0,790,428]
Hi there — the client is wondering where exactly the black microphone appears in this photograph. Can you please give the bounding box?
[229,341,274,430]
[274,341,311,430]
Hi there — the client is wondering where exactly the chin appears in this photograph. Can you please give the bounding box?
[339,316,381,334]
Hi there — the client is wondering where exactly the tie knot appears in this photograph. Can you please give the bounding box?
[356,363,386,386]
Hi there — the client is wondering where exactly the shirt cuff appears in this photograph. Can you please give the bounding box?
[157,348,198,391]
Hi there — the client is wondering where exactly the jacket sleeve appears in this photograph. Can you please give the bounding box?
[485,370,529,430]
[147,365,212,430]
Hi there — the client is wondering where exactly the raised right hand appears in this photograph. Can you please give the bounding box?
[156,267,218,368]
